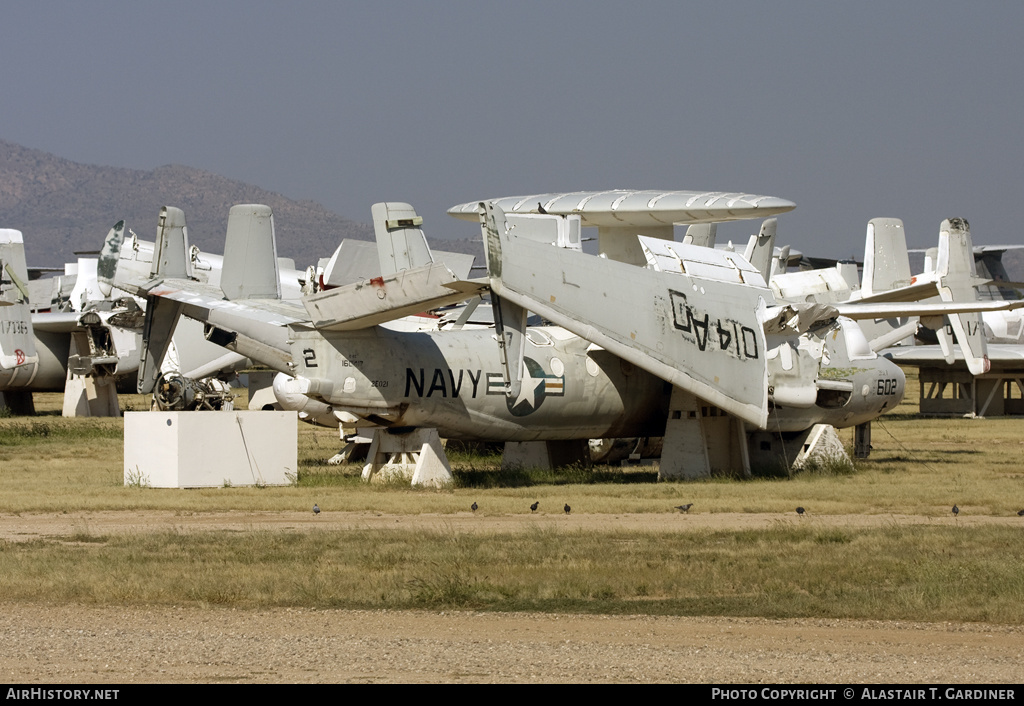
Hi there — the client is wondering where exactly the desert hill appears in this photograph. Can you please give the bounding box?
[0,139,482,270]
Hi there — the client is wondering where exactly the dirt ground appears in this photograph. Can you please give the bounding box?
[2,510,1022,684]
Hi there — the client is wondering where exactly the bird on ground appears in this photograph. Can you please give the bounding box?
[796,507,805,516]
[952,504,959,517]
[530,501,539,513]
[564,503,571,515]
[1017,509,1024,517]
[675,504,693,513]
[471,502,478,513]
[313,504,320,516]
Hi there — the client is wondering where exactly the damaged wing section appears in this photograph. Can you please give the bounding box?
[303,263,487,331]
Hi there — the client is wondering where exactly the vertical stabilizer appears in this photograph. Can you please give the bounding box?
[682,223,717,248]
[861,218,911,296]
[743,218,777,283]
[0,230,40,386]
[97,221,125,297]
[0,229,30,303]
[371,202,434,274]
[221,204,281,300]
[935,218,988,374]
[151,207,192,279]
[770,245,791,280]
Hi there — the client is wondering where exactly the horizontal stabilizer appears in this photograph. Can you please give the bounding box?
[302,263,487,331]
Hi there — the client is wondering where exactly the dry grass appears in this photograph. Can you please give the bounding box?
[1,524,1022,622]
[2,375,1024,621]
[3,374,1024,517]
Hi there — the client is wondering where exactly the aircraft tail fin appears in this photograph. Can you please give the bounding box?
[151,207,192,279]
[682,223,717,248]
[935,218,988,374]
[0,229,30,304]
[220,204,281,300]
[0,229,40,383]
[861,218,911,297]
[743,218,777,283]
[372,202,434,274]
[97,220,126,297]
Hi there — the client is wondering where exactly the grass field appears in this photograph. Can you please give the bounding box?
[1,376,1023,621]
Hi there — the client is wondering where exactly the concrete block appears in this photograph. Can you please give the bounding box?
[124,410,297,488]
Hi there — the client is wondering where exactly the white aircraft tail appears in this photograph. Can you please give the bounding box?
[0,229,40,388]
[682,223,717,248]
[97,220,126,297]
[935,218,989,374]
[152,207,193,279]
[221,204,281,300]
[743,218,777,283]
[371,202,434,273]
[861,218,912,297]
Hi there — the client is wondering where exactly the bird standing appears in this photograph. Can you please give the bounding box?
[675,504,693,513]
[471,502,479,512]
[530,501,539,513]
[952,504,959,517]
[313,504,320,516]
[564,503,571,515]
[796,506,805,516]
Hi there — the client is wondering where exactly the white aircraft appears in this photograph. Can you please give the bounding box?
[0,208,315,416]
[0,228,143,415]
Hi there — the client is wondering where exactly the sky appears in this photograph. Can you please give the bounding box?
[4,1,1023,258]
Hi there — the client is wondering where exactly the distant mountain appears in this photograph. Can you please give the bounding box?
[0,139,482,270]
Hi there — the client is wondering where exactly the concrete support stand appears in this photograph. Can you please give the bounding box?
[361,427,453,488]
[62,374,120,417]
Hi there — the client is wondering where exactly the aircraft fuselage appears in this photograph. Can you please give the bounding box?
[289,325,670,441]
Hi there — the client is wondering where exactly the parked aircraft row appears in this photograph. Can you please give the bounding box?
[95,191,1021,481]
[4,190,1022,482]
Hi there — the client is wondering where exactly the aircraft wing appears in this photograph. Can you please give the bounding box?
[481,202,770,428]
[883,344,1024,368]
[29,312,87,333]
[836,299,1024,320]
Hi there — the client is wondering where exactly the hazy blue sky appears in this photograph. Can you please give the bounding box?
[4,1,1023,257]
